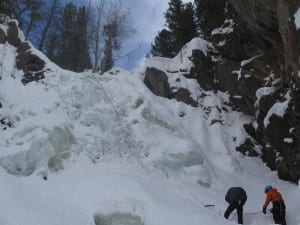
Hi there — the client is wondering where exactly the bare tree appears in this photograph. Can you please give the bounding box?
[25,0,43,39]
[100,0,133,73]
[38,0,60,51]
[87,0,106,71]
[87,0,133,72]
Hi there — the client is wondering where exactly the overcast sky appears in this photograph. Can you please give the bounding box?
[114,0,170,70]
[72,0,191,70]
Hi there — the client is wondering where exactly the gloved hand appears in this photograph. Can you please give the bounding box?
[270,208,273,213]
[263,208,266,214]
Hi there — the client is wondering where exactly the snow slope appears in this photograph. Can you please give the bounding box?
[0,33,300,225]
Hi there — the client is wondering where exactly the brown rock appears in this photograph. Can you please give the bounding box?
[16,51,45,72]
[17,42,31,53]
[7,21,20,46]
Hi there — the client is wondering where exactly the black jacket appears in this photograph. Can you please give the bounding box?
[225,187,247,206]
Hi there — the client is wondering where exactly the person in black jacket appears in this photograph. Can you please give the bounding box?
[224,187,247,224]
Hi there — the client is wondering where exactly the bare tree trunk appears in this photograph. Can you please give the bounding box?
[25,16,34,39]
[87,0,106,71]
[100,0,133,73]
[101,32,113,73]
[38,0,58,50]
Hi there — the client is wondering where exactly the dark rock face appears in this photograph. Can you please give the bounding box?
[189,49,215,90]
[144,0,300,183]
[144,68,170,98]
[170,88,198,107]
[216,0,300,182]
[224,0,300,182]
[144,67,198,106]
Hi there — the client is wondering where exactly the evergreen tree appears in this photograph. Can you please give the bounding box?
[178,2,197,48]
[0,1,13,17]
[46,31,59,60]
[194,0,227,38]
[150,29,176,57]
[165,0,183,52]
[54,2,78,70]
[151,0,197,57]
[52,3,91,72]
[73,6,91,72]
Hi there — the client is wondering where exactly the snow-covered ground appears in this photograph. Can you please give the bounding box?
[0,34,300,225]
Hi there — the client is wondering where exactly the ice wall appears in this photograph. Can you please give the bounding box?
[0,126,74,176]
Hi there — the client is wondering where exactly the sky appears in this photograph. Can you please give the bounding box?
[71,0,191,70]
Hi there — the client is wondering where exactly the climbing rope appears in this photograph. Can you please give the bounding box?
[244,211,263,215]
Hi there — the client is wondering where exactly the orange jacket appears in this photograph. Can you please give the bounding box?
[263,188,283,209]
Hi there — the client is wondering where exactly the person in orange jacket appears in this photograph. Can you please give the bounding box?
[263,185,286,225]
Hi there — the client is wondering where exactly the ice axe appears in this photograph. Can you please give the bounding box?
[204,204,215,207]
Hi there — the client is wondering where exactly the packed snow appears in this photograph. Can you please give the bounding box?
[0,28,300,225]
[145,38,214,73]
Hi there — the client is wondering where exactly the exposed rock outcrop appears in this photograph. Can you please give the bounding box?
[144,68,171,98]
[224,0,300,183]
[144,67,198,106]
[0,18,47,85]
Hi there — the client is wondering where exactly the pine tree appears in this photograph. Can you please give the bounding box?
[0,1,13,17]
[151,0,197,57]
[52,3,91,72]
[194,0,227,38]
[54,2,78,70]
[73,6,91,72]
[150,29,176,57]
[178,2,197,48]
[165,0,183,52]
